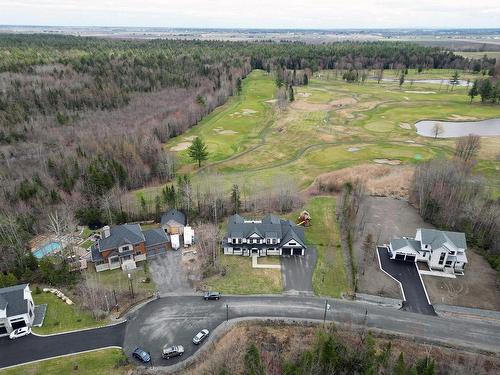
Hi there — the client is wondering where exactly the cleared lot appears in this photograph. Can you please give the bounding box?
[149,251,193,295]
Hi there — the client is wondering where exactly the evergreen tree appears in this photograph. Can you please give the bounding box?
[244,343,265,375]
[450,70,460,90]
[399,71,405,88]
[394,352,406,375]
[478,78,493,102]
[288,85,295,102]
[188,137,209,167]
[236,78,242,95]
[468,80,478,103]
[230,184,241,214]
[303,73,309,85]
[154,195,161,221]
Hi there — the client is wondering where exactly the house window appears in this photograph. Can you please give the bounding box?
[110,257,119,264]
[272,239,277,244]
[266,239,271,244]
[135,251,142,256]
[438,253,446,265]
[445,260,452,266]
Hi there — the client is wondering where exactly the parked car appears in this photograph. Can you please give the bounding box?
[192,329,209,344]
[132,347,151,363]
[162,344,184,359]
[203,291,221,300]
[9,326,31,339]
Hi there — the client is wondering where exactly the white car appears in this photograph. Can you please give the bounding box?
[9,326,31,339]
[192,329,209,345]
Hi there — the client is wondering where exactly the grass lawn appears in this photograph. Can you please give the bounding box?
[204,255,282,295]
[0,349,131,375]
[32,292,103,334]
[84,265,156,296]
[300,196,350,297]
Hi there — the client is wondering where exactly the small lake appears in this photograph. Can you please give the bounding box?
[415,118,500,138]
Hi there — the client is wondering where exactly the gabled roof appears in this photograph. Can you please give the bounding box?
[390,238,421,252]
[144,228,170,247]
[262,214,281,225]
[419,229,467,250]
[98,223,145,252]
[161,209,186,227]
[281,220,306,247]
[0,284,29,316]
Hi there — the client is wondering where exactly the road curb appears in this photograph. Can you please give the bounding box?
[32,320,126,337]
[376,247,406,301]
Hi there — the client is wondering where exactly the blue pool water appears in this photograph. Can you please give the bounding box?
[33,241,62,259]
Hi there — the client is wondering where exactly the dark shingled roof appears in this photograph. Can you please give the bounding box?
[160,209,186,226]
[144,228,170,247]
[98,224,145,252]
[0,284,29,316]
[227,215,306,247]
[420,229,467,250]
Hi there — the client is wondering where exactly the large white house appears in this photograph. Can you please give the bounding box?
[0,284,35,337]
[388,228,468,274]
[223,214,306,256]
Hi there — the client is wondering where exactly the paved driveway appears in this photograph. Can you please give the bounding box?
[0,322,126,369]
[280,247,316,295]
[149,251,193,296]
[377,247,436,316]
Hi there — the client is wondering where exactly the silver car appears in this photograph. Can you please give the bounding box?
[192,329,209,345]
[162,344,184,359]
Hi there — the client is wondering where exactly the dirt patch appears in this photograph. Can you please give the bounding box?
[329,97,357,107]
[303,164,414,199]
[171,142,192,151]
[373,159,402,165]
[404,90,436,94]
[354,197,434,299]
[399,123,412,129]
[422,251,500,311]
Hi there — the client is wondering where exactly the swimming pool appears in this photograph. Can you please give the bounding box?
[33,241,62,259]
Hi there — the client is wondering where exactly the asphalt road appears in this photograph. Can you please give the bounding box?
[377,247,436,315]
[281,248,317,295]
[0,322,126,369]
[123,295,500,367]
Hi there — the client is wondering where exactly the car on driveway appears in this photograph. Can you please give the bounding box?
[203,291,221,300]
[162,344,184,359]
[132,347,151,363]
[192,329,209,344]
[9,326,31,340]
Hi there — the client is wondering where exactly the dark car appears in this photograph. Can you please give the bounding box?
[162,344,185,359]
[204,291,221,300]
[192,329,209,344]
[132,347,151,363]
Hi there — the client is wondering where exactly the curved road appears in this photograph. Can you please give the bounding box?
[1,296,500,369]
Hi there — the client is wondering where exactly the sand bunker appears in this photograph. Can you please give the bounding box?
[404,91,436,94]
[213,127,238,135]
[405,140,416,143]
[448,114,478,121]
[373,159,402,165]
[171,142,192,151]
[265,99,278,104]
[348,147,361,152]
[184,136,196,141]
[297,92,312,97]
[242,108,257,116]
[399,123,412,129]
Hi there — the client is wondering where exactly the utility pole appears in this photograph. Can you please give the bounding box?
[323,300,331,327]
[226,304,229,321]
[128,273,134,299]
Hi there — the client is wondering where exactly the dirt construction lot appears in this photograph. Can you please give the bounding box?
[423,251,500,311]
[355,196,500,311]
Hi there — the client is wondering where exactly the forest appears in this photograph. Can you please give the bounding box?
[0,34,495,273]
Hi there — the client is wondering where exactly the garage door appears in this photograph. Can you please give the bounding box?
[292,248,303,256]
[405,255,416,262]
[11,320,26,330]
[146,246,166,258]
[395,253,405,261]
[282,248,291,255]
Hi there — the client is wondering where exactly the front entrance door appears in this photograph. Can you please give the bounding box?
[251,248,258,256]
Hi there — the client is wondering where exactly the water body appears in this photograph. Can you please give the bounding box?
[415,118,500,138]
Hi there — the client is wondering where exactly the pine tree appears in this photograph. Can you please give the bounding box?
[231,184,241,214]
[288,85,295,102]
[468,80,478,103]
[244,343,265,375]
[450,70,460,90]
[303,73,309,85]
[394,352,406,375]
[236,78,242,95]
[188,137,209,167]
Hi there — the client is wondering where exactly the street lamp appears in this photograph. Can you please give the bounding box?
[128,273,135,299]
[323,300,331,327]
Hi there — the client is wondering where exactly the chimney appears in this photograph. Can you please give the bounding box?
[103,225,110,238]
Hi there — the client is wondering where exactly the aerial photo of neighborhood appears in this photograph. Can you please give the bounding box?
[0,1,499,374]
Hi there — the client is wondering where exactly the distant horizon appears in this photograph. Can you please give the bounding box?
[1,1,499,29]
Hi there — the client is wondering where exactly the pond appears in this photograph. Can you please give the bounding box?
[415,118,500,138]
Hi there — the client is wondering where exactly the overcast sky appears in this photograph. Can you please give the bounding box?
[1,0,499,29]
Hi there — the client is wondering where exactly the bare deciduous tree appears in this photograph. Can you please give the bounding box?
[455,134,481,162]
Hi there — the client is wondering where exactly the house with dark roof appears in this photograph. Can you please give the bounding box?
[160,209,187,235]
[0,284,35,337]
[223,214,306,257]
[91,223,170,272]
[388,228,467,274]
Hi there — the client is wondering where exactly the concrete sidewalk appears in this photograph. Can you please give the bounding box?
[252,255,281,269]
